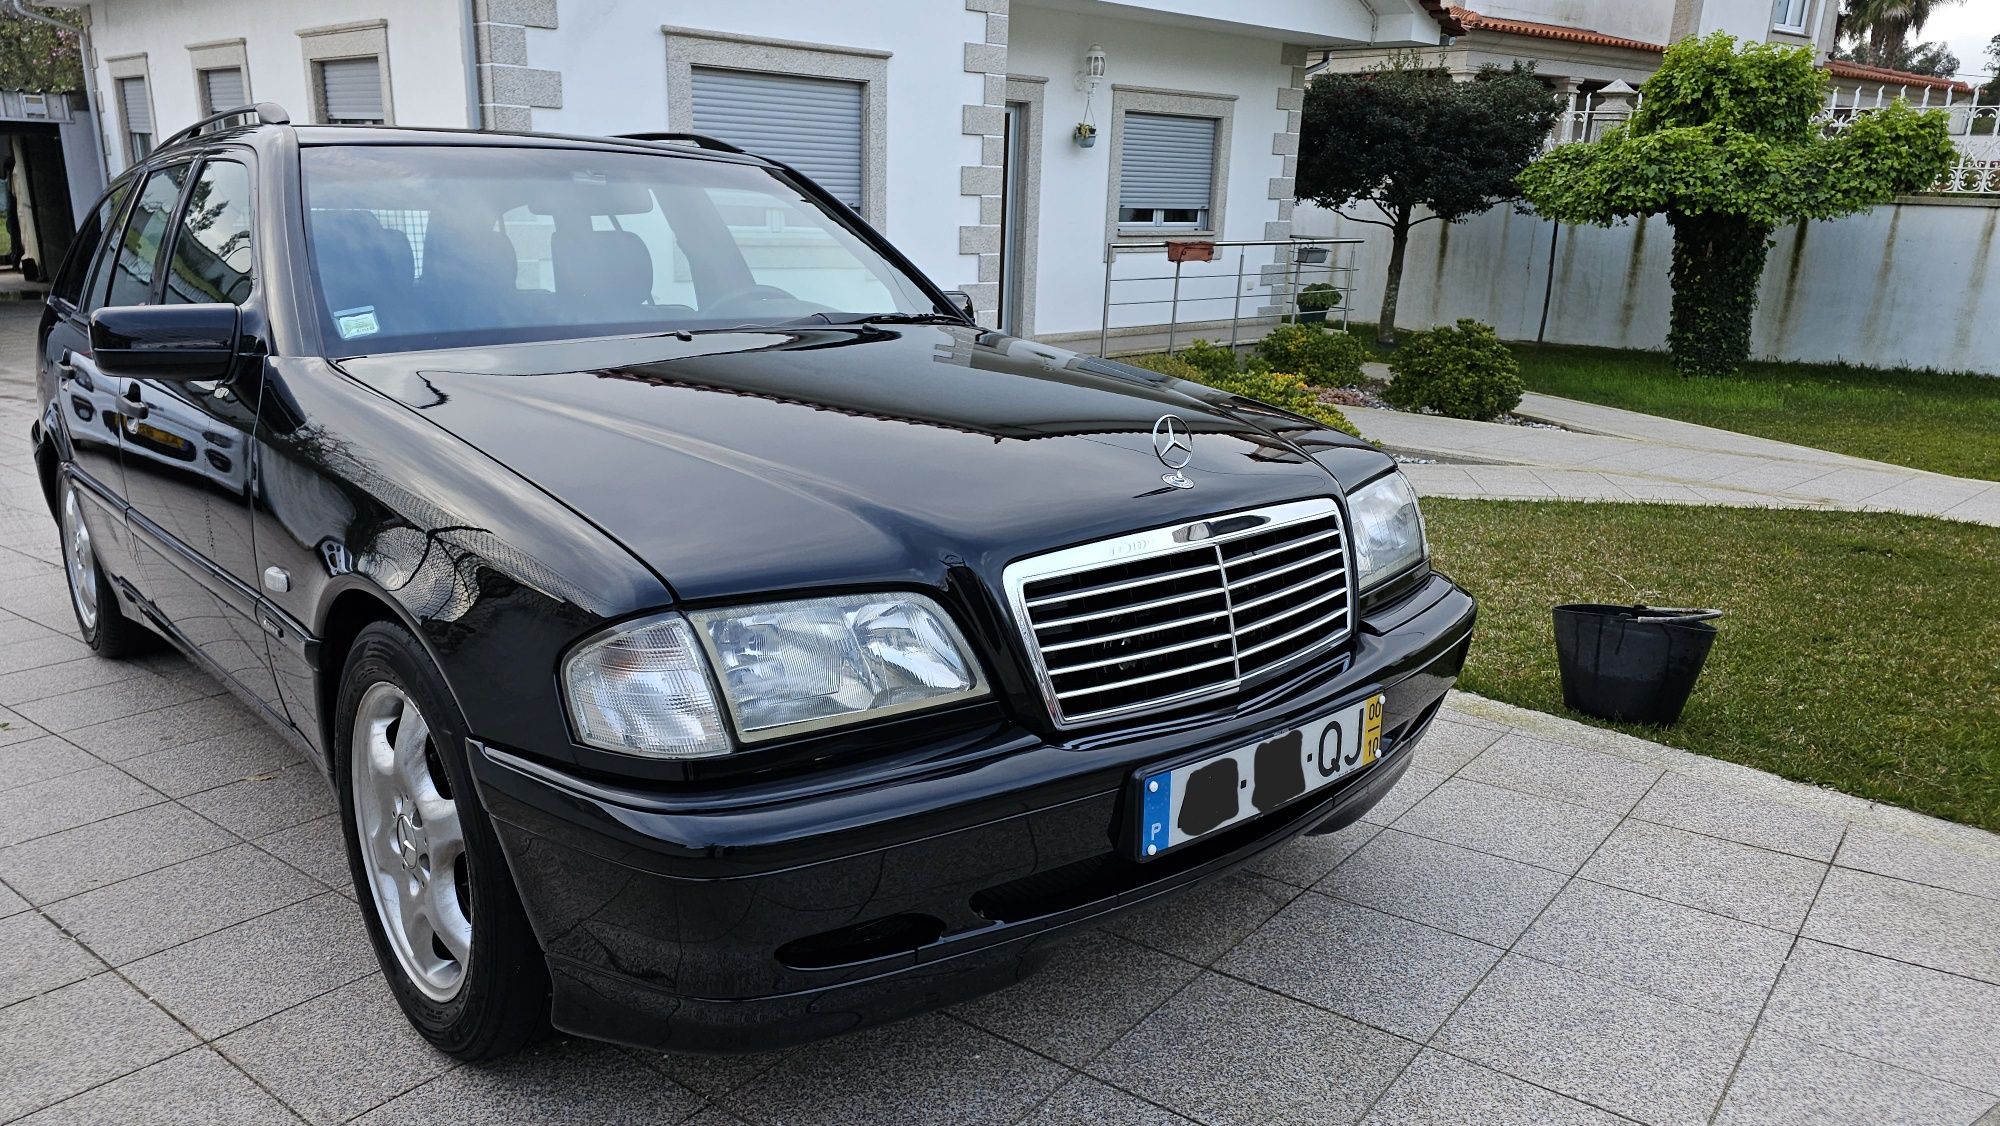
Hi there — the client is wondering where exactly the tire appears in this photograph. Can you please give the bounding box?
[334,620,549,1061]
[57,478,149,658]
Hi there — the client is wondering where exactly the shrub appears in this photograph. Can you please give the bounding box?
[1118,353,1362,439]
[1298,283,1341,312]
[1121,352,1203,381]
[1256,323,1368,389]
[1382,318,1524,420]
[1176,339,1241,382]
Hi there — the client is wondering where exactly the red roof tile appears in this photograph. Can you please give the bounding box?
[1445,6,1664,53]
[1823,59,1972,94]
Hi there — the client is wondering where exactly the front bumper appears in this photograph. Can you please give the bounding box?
[469,574,1476,1053]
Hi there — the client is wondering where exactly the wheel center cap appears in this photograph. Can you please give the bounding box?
[394,813,422,870]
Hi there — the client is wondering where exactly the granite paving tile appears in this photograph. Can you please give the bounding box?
[1219,892,1501,1040]
[218,976,456,1125]
[1436,955,1749,1126]
[1361,1050,1626,1126]
[1761,940,2000,1094]
[953,931,1200,1066]
[1715,1031,1996,1126]
[1834,824,2000,902]
[1087,973,1417,1126]
[726,1011,1065,1126]
[117,728,307,799]
[15,1047,299,1125]
[0,974,196,1121]
[61,694,264,761]
[1457,733,1662,815]
[0,765,165,849]
[1630,772,1848,860]
[179,759,335,839]
[1391,778,1621,874]
[1017,1075,1198,1126]
[1803,867,2000,983]
[1358,765,1448,826]
[1104,871,1299,965]
[0,912,101,1007]
[0,802,238,905]
[47,842,325,966]
[0,734,100,792]
[1320,827,1566,945]
[356,1038,696,1125]
[1579,820,1827,932]
[1241,820,1381,888]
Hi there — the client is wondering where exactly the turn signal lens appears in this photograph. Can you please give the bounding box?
[562,616,729,759]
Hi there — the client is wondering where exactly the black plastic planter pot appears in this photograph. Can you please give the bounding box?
[1552,604,1721,727]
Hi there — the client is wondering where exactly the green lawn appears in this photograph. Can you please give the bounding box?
[1507,343,2000,482]
[1424,499,2000,831]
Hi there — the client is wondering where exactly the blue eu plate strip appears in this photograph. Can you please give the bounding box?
[1142,770,1172,856]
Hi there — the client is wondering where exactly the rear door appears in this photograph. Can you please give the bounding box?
[42,177,135,563]
[116,152,292,725]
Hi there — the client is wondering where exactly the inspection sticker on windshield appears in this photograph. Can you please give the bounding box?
[334,306,380,339]
[1136,694,1384,860]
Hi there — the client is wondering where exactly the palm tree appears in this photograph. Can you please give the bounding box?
[1838,0,1964,70]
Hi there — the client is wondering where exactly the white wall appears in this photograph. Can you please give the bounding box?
[1297,197,2000,375]
[1010,4,1297,338]
[87,0,472,175]
[527,1,987,304]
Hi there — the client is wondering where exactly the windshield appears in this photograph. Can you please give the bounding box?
[300,145,943,355]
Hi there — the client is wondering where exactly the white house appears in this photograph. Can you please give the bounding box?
[55,0,1452,345]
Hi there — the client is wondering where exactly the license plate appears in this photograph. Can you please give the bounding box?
[1137,694,1383,859]
[128,421,190,452]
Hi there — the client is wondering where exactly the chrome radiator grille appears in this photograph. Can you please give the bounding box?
[1003,498,1353,727]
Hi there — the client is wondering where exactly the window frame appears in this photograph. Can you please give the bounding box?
[1104,87,1234,244]
[107,54,156,169]
[297,19,394,126]
[97,159,198,313]
[159,154,258,308]
[1771,0,1813,36]
[188,37,252,116]
[662,27,889,229]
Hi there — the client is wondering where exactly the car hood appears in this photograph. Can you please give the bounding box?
[337,325,1389,604]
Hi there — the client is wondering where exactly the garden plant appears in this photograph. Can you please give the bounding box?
[1382,318,1523,420]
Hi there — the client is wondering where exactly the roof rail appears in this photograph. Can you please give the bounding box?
[614,132,748,155]
[156,102,290,152]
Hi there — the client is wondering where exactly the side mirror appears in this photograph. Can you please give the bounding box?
[940,289,976,322]
[90,303,241,380]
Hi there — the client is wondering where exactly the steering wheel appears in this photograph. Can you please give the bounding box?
[701,283,799,315]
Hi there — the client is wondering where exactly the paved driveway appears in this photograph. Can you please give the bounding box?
[3,302,1999,1124]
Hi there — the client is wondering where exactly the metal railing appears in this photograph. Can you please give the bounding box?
[1096,236,1363,357]
[1545,79,2000,195]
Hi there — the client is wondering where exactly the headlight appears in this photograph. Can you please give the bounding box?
[691,593,986,740]
[561,593,987,758]
[1348,472,1427,591]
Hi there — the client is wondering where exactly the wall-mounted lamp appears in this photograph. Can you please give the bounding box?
[1076,44,1107,146]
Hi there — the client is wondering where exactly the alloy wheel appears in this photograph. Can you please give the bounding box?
[351,681,472,1001]
[60,485,98,631]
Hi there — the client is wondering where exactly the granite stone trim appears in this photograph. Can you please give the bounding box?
[661,27,890,228]
[1104,85,1235,245]
[474,0,560,129]
[957,0,1009,326]
[104,52,155,169]
[1266,48,1310,311]
[296,20,394,126]
[185,39,251,110]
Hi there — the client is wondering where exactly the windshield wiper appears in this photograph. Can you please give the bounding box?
[813,312,966,326]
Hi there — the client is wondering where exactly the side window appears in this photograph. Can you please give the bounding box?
[162,161,254,305]
[50,181,130,310]
[98,164,189,310]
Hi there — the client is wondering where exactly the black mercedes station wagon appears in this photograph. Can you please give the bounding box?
[31,104,1474,1059]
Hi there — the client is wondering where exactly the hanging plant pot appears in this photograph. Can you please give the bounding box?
[1073,123,1097,148]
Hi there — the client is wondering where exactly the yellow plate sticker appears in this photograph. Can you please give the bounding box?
[1360,694,1384,765]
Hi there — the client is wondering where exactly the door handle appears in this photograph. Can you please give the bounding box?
[56,350,92,391]
[122,383,149,422]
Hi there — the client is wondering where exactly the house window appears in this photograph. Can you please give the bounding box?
[317,57,386,124]
[117,76,153,162]
[200,67,246,115]
[1771,0,1812,34]
[689,69,865,211]
[1117,112,1219,231]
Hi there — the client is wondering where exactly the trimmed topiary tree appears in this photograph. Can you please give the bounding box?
[1517,33,1955,377]
[1298,57,1561,347]
[1382,319,1523,420]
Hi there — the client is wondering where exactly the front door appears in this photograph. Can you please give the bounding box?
[116,153,290,725]
[43,177,137,564]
